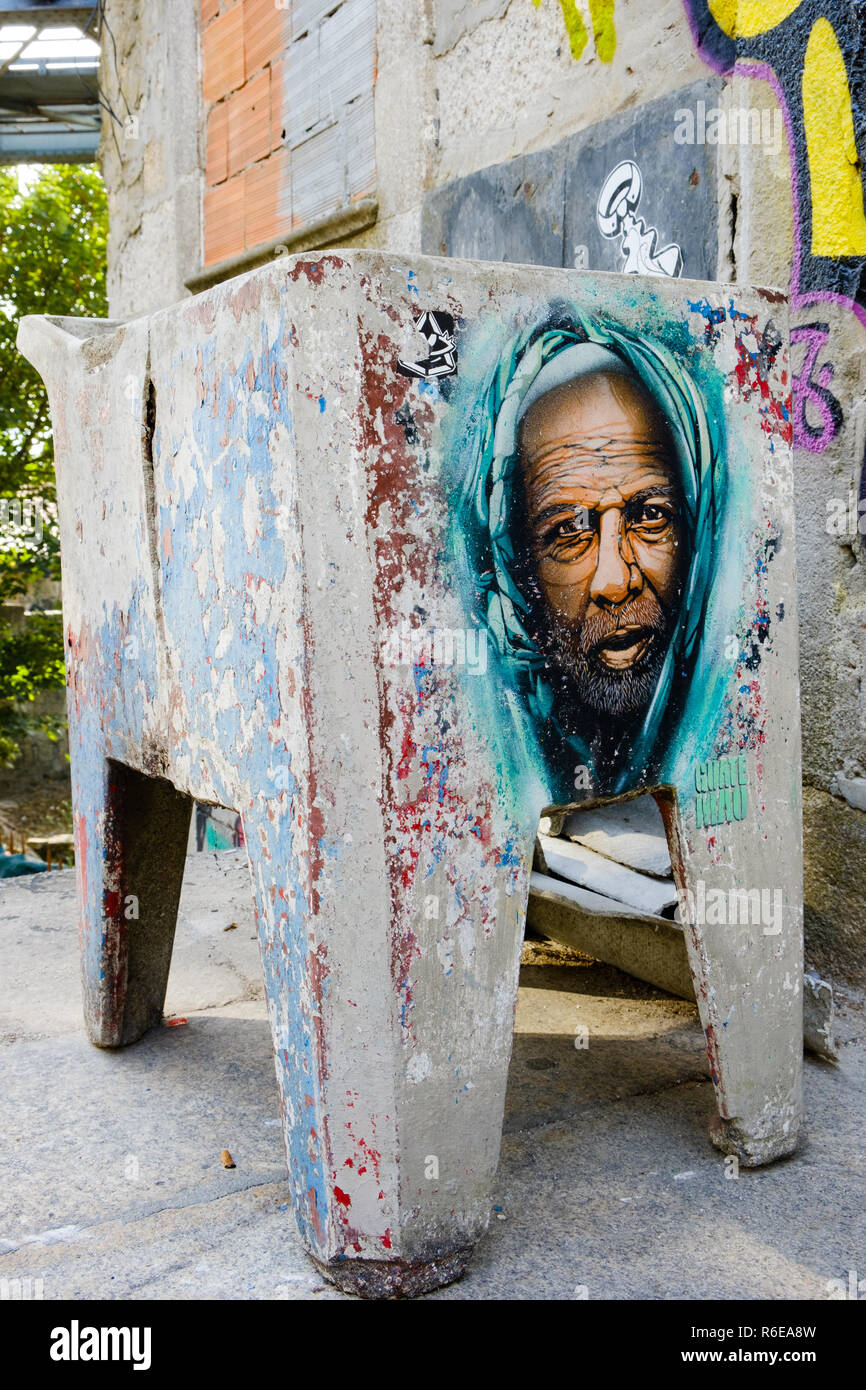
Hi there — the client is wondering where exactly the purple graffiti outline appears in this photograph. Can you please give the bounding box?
[790,323,842,453]
[681,9,866,332]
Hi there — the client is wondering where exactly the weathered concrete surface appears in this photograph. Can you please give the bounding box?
[18,249,805,1288]
[719,67,866,994]
[803,970,838,1064]
[101,1,709,303]
[100,0,202,319]
[94,3,866,1007]
[1,856,862,1300]
[421,78,721,279]
[803,786,866,991]
[421,142,568,266]
[431,0,707,189]
[432,0,513,58]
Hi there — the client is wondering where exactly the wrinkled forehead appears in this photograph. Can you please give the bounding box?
[518,368,675,463]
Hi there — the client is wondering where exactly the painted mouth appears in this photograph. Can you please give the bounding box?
[593,625,654,670]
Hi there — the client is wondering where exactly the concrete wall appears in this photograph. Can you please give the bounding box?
[100,0,202,318]
[98,0,866,986]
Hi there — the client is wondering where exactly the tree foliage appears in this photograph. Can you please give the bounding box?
[0,165,108,765]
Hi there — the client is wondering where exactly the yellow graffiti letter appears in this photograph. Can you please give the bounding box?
[707,1,803,40]
[803,17,866,257]
[588,0,616,63]
[557,0,589,61]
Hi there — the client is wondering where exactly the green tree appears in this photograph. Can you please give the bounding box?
[0,164,107,767]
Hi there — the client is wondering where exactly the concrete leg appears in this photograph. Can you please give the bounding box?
[654,791,803,1167]
[75,755,192,1049]
[242,801,528,1298]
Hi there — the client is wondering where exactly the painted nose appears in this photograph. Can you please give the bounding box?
[590,509,642,607]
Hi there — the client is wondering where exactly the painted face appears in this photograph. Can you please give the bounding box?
[517,369,686,720]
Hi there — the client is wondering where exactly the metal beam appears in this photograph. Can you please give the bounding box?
[0,68,97,106]
[0,127,98,160]
[0,97,98,125]
[0,4,95,26]
[0,35,31,79]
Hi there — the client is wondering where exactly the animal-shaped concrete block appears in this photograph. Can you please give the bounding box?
[19,252,803,1297]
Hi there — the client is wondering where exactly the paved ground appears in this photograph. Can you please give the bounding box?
[1,850,863,1301]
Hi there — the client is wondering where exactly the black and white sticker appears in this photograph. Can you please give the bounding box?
[397,310,458,380]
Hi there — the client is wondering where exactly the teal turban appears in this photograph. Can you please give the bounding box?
[445,304,726,802]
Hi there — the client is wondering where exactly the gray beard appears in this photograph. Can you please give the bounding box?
[560,632,668,721]
[543,594,674,725]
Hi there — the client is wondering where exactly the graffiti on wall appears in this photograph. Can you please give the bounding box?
[790,320,844,452]
[397,310,459,381]
[533,0,618,64]
[682,1,866,454]
[597,160,684,277]
[442,290,790,805]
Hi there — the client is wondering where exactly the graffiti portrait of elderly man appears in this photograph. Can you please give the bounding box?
[449,310,724,802]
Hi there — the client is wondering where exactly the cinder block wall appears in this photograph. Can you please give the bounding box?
[99,0,866,986]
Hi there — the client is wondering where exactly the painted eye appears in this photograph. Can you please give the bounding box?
[630,501,674,533]
[555,518,590,539]
[539,513,595,558]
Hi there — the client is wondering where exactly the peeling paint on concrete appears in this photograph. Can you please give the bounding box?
[19,249,803,1296]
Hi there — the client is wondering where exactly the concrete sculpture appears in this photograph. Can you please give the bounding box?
[19,251,803,1297]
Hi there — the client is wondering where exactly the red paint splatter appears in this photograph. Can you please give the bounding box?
[287,255,348,286]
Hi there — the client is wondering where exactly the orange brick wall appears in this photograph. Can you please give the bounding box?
[201,0,377,269]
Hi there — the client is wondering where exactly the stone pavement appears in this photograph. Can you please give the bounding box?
[1,851,863,1300]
